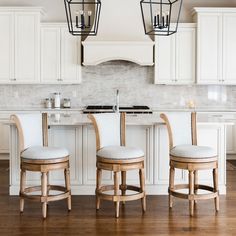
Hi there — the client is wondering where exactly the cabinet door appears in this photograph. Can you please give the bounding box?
[41,27,61,83]
[155,126,184,185]
[82,125,112,185]
[60,28,82,84]
[0,114,10,154]
[49,126,83,185]
[126,125,153,185]
[155,34,176,84]
[222,13,236,84]
[14,12,40,83]
[197,125,225,186]
[176,27,196,84]
[0,12,14,82]
[197,13,223,84]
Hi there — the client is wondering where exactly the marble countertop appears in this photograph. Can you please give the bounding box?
[46,113,233,126]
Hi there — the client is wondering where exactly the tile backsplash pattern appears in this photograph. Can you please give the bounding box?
[0,61,234,109]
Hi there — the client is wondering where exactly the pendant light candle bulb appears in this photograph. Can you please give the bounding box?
[88,10,92,27]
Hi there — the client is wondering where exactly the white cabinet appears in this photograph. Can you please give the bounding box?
[48,126,83,185]
[0,8,42,84]
[82,125,154,185]
[223,13,236,84]
[155,123,226,193]
[0,113,10,155]
[194,8,236,85]
[0,13,14,82]
[155,24,196,85]
[41,24,82,84]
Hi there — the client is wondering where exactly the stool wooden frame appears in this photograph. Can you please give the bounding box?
[88,113,146,218]
[11,113,71,219]
[160,112,219,216]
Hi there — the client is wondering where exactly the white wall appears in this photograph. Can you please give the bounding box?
[0,0,236,22]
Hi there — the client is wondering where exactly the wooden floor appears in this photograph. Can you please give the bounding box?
[1,160,236,236]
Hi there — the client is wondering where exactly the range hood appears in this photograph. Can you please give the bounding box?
[82,0,154,66]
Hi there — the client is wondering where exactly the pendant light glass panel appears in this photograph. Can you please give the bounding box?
[140,0,183,36]
[64,0,101,36]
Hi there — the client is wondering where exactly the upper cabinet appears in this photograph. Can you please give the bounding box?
[193,8,236,85]
[154,24,196,85]
[41,24,82,84]
[0,8,43,84]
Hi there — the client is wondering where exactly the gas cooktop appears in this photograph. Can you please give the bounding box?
[83,105,152,114]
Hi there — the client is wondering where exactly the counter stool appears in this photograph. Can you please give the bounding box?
[11,113,71,219]
[88,113,146,218]
[160,112,219,216]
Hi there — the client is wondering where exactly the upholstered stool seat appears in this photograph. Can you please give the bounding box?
[97,146,144,160]
[170,145,217,159]
[11,113,71,219]
[21,146,69,160]
[89,113,146,218]
[161,112,219,216]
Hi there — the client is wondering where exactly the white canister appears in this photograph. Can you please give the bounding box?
[54,92,61,109]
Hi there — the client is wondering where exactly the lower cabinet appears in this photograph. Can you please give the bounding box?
[9,122,226,195]
[155,124,226,193]
[0,113,10,155]
[82,125,154,185]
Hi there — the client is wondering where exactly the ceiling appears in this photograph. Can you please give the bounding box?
[0,0,236,22]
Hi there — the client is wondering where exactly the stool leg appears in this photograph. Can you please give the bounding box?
[114,171,120,218]
[20,169,26,213]
[139,167,146,212]
[189,170,194,216]
[213,168,219,212]
[47,172,50,197]
[121,171,126,205]
[169,166,175,208]
[194,170,198,205]
[41,172,48,219]
[64,167,71,211]
[96,168,102,210]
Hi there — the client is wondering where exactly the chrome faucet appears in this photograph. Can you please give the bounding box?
[114,89,120,113]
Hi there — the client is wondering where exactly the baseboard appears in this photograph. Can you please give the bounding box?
[227,154,236,160]
[0,154,9,160]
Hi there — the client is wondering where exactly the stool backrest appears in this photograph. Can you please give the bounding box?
[11,113,48,152]
[88,113,126,151]
[160,112,197,149]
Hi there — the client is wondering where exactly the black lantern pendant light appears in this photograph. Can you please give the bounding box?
[140,0,183,36]
[64,0,101,36]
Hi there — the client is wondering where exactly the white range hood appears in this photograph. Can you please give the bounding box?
[82,0,154,66]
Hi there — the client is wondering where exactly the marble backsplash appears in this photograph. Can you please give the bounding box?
[0,61,235,110]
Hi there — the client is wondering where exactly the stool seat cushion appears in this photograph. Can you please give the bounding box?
[97,146,144,160]
[170,145,217,158]
[21,146,69,160]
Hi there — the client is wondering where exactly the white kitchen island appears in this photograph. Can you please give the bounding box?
[8,113,229,195]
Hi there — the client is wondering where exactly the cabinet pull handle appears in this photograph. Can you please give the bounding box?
[10,78,16,81]
[57,78,63,81]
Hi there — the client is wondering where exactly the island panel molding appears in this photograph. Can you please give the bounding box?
[8,113,227,195]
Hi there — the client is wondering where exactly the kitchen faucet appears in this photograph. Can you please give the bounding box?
[113,89,120,113]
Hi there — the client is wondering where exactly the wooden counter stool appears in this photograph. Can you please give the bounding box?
[11,113,71,219]
[88,113,146,218]
[160,112,219,216]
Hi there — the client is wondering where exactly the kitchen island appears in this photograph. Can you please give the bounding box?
[8,113,230,195]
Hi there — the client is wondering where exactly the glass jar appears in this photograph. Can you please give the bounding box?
[63,98,71,108]
[54,92,61,109]
[45,98,52,109]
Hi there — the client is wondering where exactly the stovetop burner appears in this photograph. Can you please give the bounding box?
[83,105,152,114]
